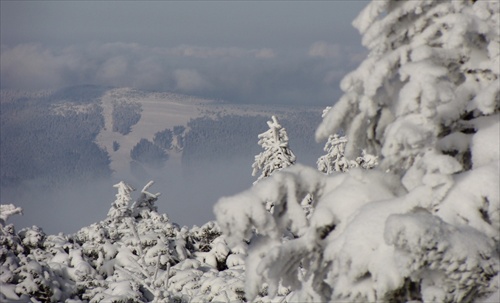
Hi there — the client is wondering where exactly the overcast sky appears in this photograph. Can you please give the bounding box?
[1,0,368,105]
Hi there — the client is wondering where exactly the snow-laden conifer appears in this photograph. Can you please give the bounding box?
[317,134,379,173]
[252,115,296,184]
[107,181,134,219]
[216,1,500,302]
[317,107,378,173]
[316,0,499,174]
[317,134,351,173]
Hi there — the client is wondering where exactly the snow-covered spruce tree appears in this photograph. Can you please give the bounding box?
[0,204,23,226]
[317,133,379,173]
[317,107,378,174]
[252,115,296,184]
[215,1,499,302]
[317,106,353,173]
[92,181,250,302]
[107,181,134,219]
[77,180,184,303]
[252,115,300,216]
[317,133,352,173]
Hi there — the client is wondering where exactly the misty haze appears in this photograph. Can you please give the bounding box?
[1,86,323,233]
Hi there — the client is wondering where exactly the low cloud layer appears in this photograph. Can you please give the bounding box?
[1,41,364,105]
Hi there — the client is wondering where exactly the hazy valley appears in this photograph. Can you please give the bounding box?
[1,85,323,233]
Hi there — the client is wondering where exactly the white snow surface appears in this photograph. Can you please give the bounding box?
[471,114,500,168]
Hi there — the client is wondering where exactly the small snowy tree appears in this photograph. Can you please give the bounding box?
[107,182,135,219]
[318,107,378,174]
[317,107,351,173]
[317,134,352,173]
[252,115,296,184]
[318,134,379,173]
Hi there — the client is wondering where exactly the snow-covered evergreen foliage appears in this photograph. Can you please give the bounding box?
[317,133,379,173]
[216,161,499,302]
[0,204,23,226]
[316,0,499,174]
[252,115,296,184]
[317,107,378,174]
[317,106,354,173]
[0,181,253,303]
[317,134,352,173]
[216,1,500,302]
[107,181,134,218]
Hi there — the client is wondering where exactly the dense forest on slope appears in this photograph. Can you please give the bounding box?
[0,86,111,188]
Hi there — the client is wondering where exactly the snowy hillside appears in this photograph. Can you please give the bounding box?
[93,87,322,182]
[95,88,214,177]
